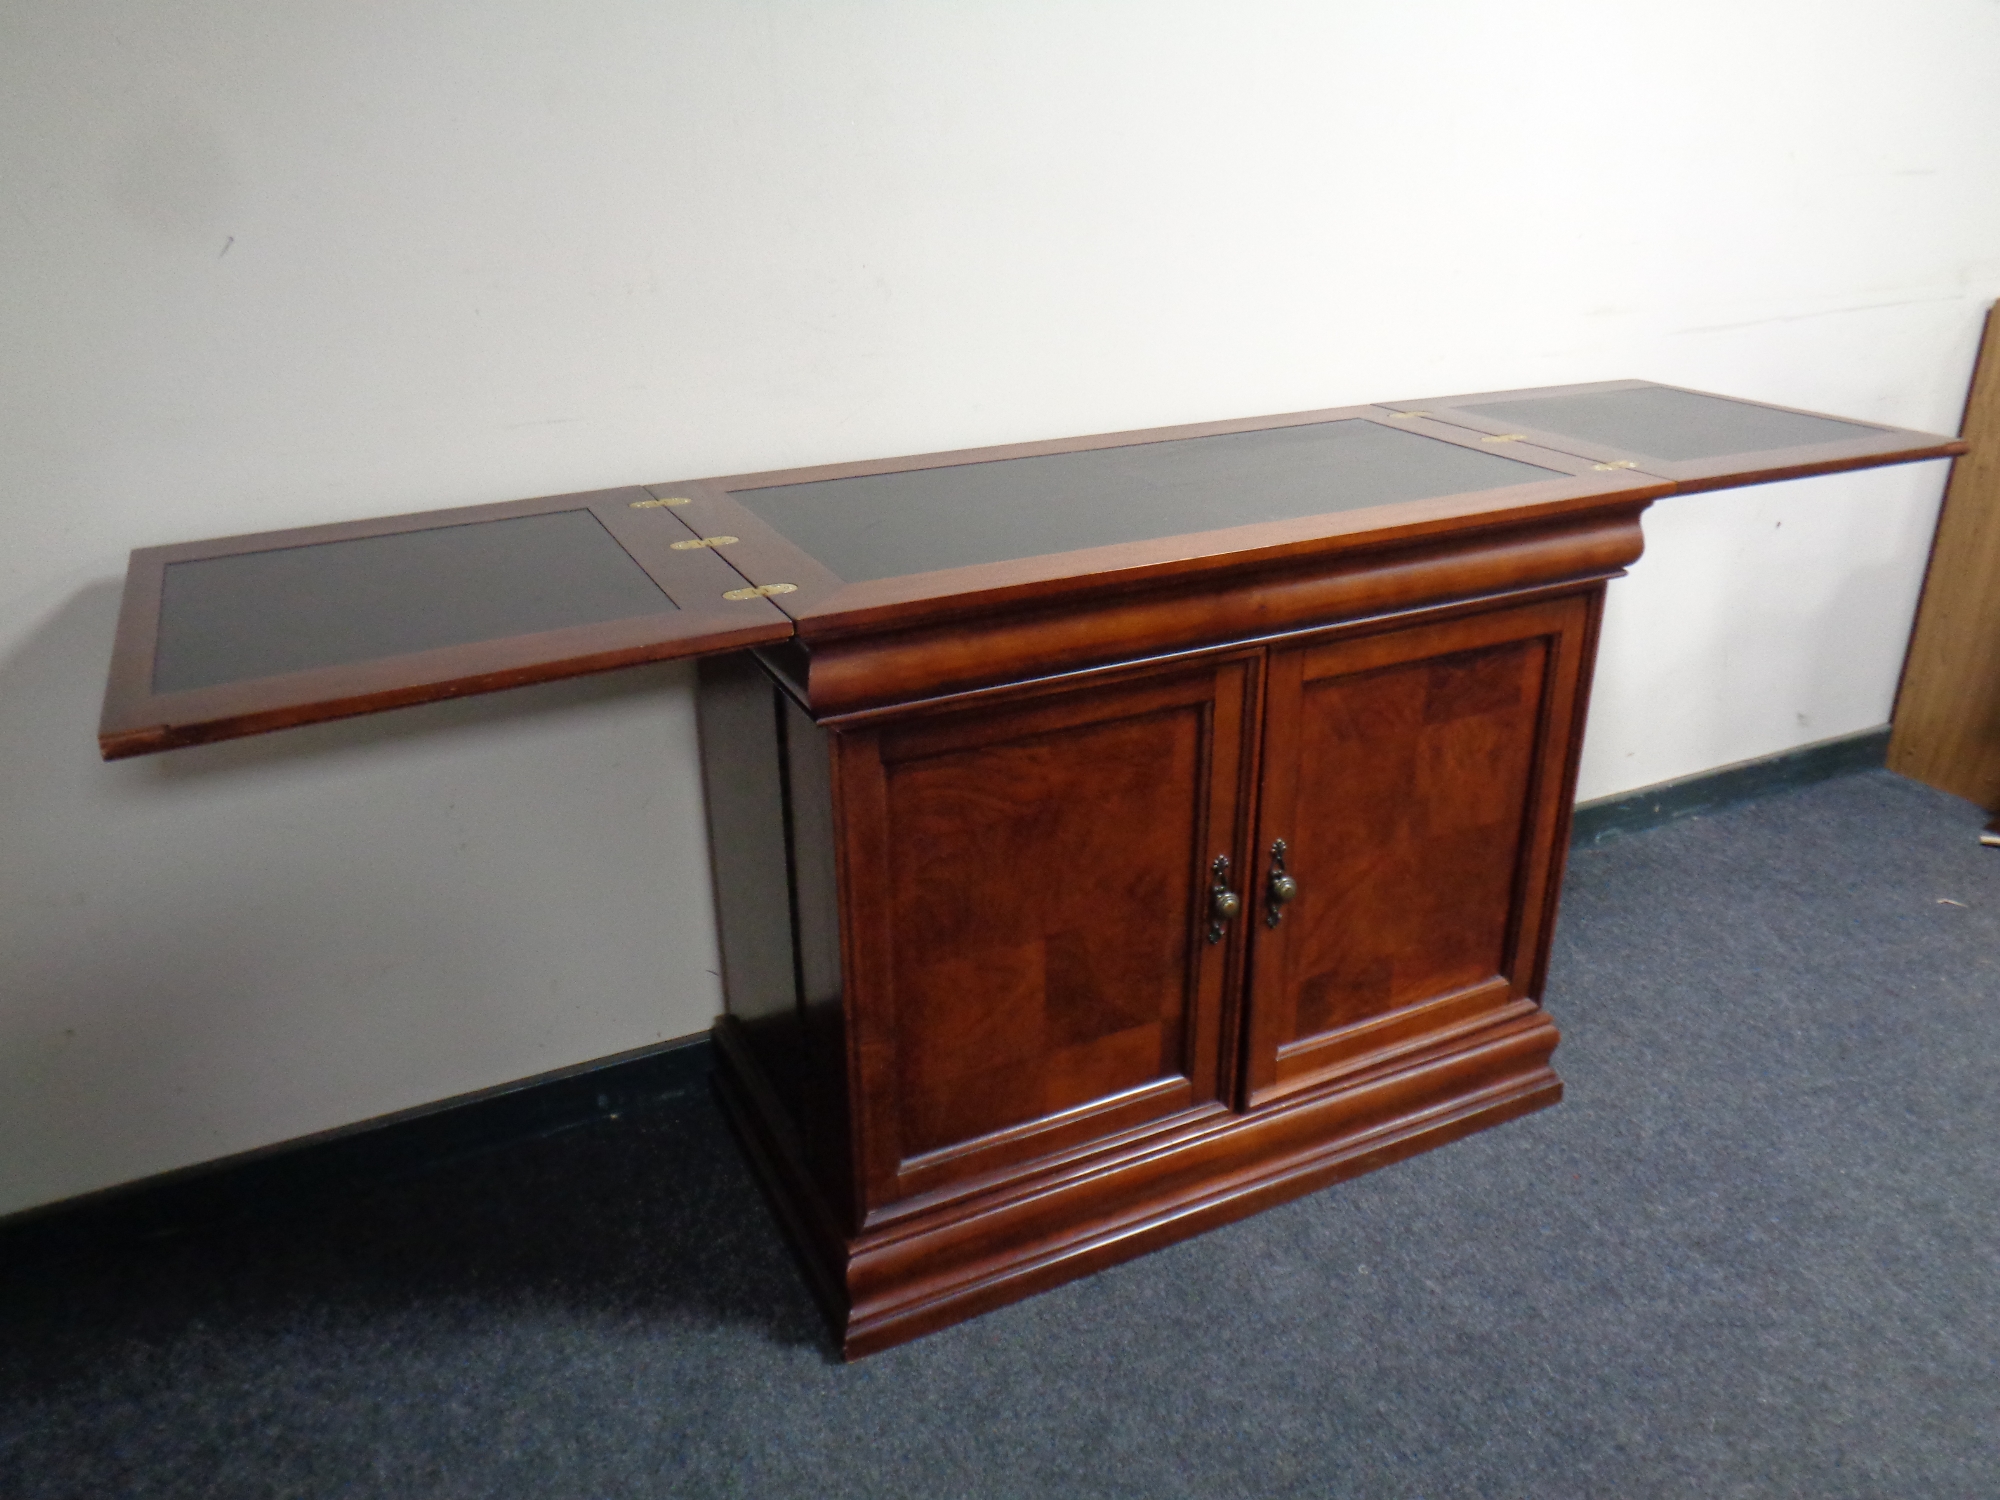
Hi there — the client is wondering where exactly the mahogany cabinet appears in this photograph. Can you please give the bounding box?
[700,573,1606,1356]
[97,380,1964,1357]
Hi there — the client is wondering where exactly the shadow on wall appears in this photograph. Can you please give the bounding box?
[0,582,716,1217]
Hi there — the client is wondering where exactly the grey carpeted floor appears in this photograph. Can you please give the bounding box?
[4,769,1997,1498]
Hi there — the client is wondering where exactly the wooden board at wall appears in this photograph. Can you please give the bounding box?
[1890,305,2000,809]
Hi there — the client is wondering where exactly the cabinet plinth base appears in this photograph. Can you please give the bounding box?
[712,1007,1562,1360]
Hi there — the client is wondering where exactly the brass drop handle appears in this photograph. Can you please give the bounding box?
[1265,839,1298,928]
[1207,855,1241,944]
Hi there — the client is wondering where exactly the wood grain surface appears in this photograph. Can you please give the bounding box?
[837,658,1257,1210]
[1240,594,1594,1106]
[1889,306,2000,808]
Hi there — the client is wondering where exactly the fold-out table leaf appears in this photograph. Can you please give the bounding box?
[99,486,793,759]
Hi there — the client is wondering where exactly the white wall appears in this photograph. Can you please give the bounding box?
[4,1,1997,1216]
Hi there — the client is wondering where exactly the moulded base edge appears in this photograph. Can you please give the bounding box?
[712,1009,1562,1359]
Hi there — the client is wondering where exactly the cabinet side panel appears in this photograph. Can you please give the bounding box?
[697,654,803,1110]
[1519,589,1602,1001]
[783,697,857,1226]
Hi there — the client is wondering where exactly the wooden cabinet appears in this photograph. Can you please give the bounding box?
[703,585,1604,1356]
[98,378,1962,1358]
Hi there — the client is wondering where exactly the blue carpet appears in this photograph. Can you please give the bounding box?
[3,769,1996,1498]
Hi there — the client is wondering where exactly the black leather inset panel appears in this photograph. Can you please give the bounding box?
[733,420,1561,582]
[1470,387,1881,463]
[154,510,674,692]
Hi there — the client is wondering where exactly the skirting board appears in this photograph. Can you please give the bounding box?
[2,726,1891,1259]
[1570,726,1891,848]
[0,1035,713,1265]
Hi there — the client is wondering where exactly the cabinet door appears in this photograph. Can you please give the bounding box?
[1242,594,1595,1107]
[839,657,1258,1210]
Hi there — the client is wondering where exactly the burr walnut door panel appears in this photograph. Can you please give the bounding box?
[1242,595,1594,1107]
[839,658,1258,1210]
